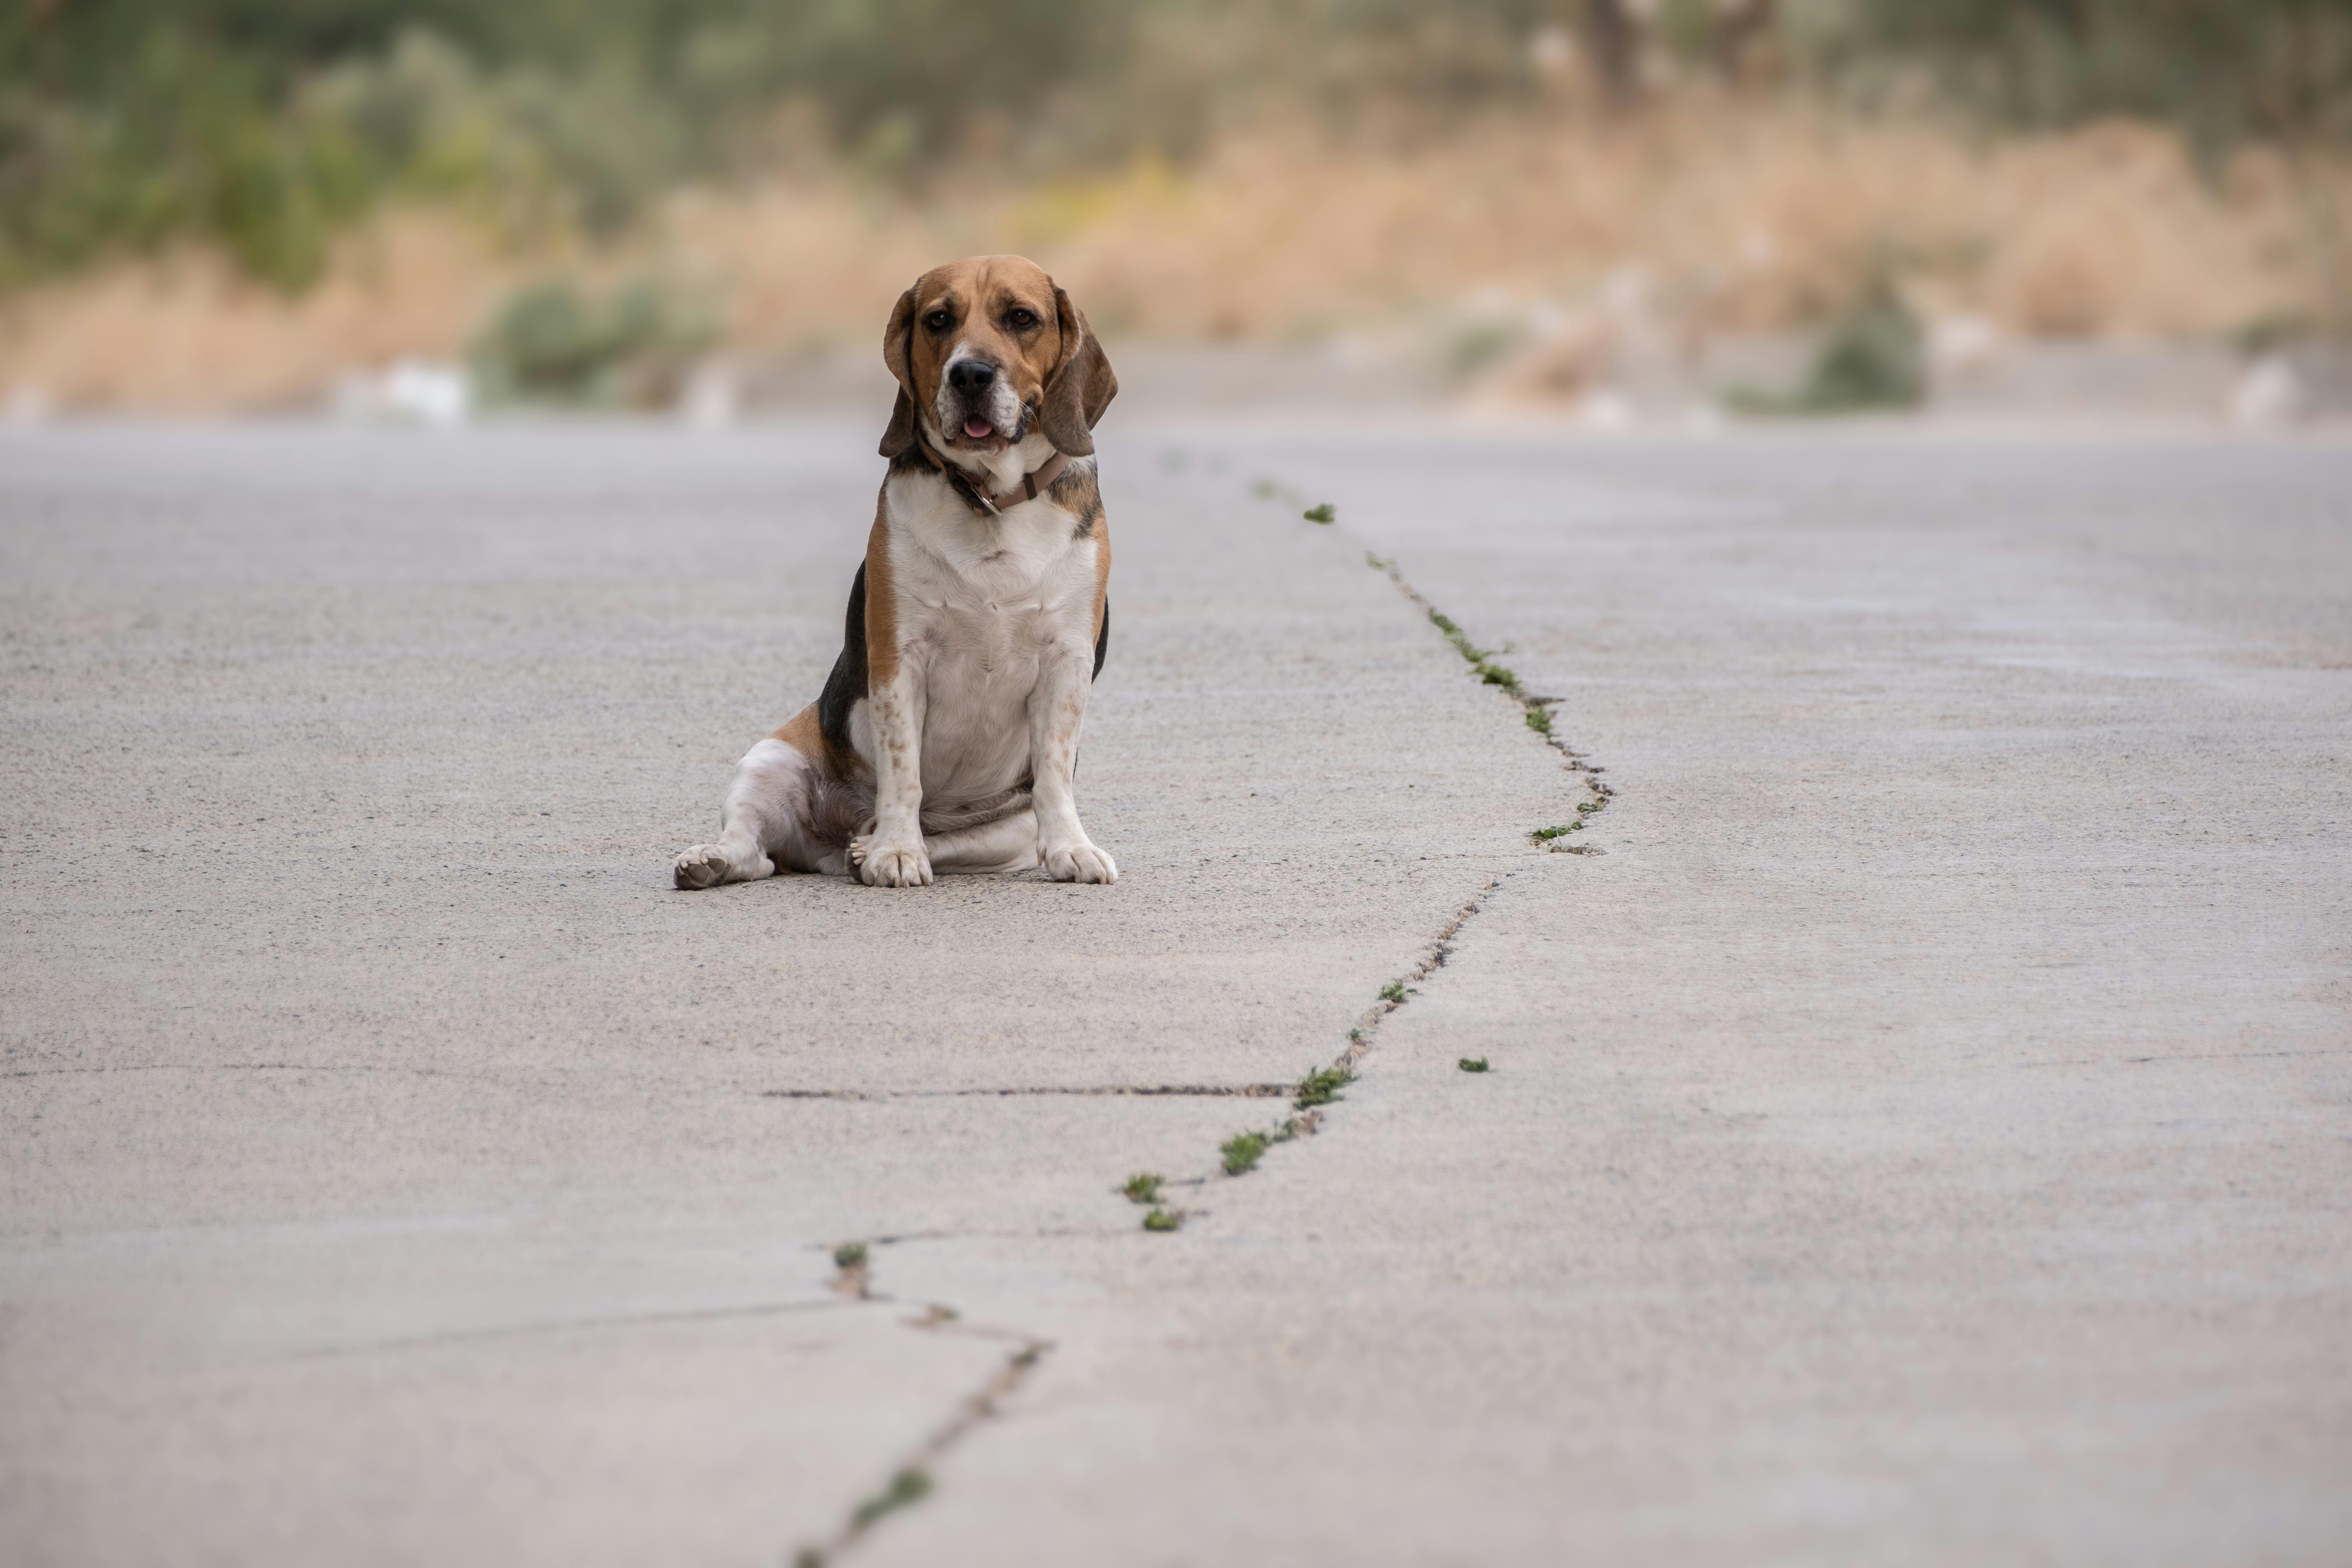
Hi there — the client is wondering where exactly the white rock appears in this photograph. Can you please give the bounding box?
[2230,355,2305,429]
[383,359,473,427]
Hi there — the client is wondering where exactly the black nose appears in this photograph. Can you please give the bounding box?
[948,360,997,393]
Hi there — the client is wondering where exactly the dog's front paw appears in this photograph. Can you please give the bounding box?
[674,845,732,890]
[1041,840,1117,885]
[852,836,933,888]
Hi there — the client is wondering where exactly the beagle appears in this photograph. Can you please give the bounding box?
[674,254,1119,890]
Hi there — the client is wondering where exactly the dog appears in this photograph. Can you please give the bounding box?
[674,254,1119,891]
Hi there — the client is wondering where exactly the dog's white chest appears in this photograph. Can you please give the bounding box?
[883,475,1100,805]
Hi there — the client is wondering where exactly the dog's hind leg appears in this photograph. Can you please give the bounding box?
[923,809,1040,875]
[675,738,827,889]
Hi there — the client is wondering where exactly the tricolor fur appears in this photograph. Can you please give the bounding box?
[675,254,1119,890]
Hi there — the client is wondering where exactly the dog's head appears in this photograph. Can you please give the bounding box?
[878,255,1116,462]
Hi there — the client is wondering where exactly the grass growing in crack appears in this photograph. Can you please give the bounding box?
[1426,606,1524,690]
[1122,1172,1164,1205]
[1295,1064,1354,1109]
[1221,1131,1269,1176]
[1143,1207,1183,1232]
[1379,981,1409,1004]
[1304,502,1336,523]
[1533,795,1612,845]
[1380,554,1620,821]
[1475,659,1521,691]
[1429,609,1479,659]
[832,1241,867,1270]
[1459,1057,1490,1073]
[849,1467,933,1529]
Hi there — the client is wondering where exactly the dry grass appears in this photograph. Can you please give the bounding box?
[2,100,2341,413]
[0,217,511,414]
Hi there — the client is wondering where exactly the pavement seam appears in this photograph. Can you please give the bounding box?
[277,1296,859,1363]
[762,1083,1293,1100]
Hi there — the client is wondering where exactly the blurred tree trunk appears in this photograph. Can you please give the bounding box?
[1712,0,1777,84]
[1578,0,1644,109]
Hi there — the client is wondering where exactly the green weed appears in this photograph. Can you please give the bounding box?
[1122,1172,1164,1205]
[1303,502,1336,523]
[1475,659,1521,690]
[1379,981,1408,1004]
[1295,1064,1354,1108]
[1459,1056,1490,1073]
[850,1468,932,1529]
[832,1241,868,1270]
[1143,1207,1183,1232]
[1220,1130,1268,1176]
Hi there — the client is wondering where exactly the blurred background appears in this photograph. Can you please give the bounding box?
[1,0,2347,426]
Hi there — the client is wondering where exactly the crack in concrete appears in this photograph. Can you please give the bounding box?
[1367,549,1615,847]
[788,537,1613,1559]
[791,1253,1052,1567]
[763,1083,1292,1101]
[1135,543,1609,1228]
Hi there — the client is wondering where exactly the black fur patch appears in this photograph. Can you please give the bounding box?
[817,561,869,759]
[1094,599,1110,681]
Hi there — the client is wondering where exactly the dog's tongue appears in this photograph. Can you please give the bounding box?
[962,418,993,439]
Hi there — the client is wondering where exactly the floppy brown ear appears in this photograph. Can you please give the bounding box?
[1039,285,1117,457]
[878,285,919,458]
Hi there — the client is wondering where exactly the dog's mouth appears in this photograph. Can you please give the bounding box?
[937,384,1029,450]
[944,406,1028,449]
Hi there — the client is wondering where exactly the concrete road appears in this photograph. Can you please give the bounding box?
[2,421,2347,1566]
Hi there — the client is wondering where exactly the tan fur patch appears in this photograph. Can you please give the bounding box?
[777,700,872,781]
[1092,513,1112,645]
[903,255,1064,441]
[771,702,834,772]
[864,492,899,690]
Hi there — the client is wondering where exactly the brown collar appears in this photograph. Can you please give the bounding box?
[913,436,1072,517]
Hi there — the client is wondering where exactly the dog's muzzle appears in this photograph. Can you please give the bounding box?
[939,356,1022,443]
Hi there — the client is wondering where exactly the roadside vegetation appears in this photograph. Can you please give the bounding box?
[5,2,2347,409]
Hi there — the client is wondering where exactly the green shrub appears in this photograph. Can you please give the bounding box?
[469,276,717,407]
[1728,282,1925,417]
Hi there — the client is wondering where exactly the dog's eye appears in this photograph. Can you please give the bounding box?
[922,310,953,331]
[1006,307,1039,330]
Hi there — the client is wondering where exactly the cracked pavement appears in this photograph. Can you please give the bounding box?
[4,422,2349,1565]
